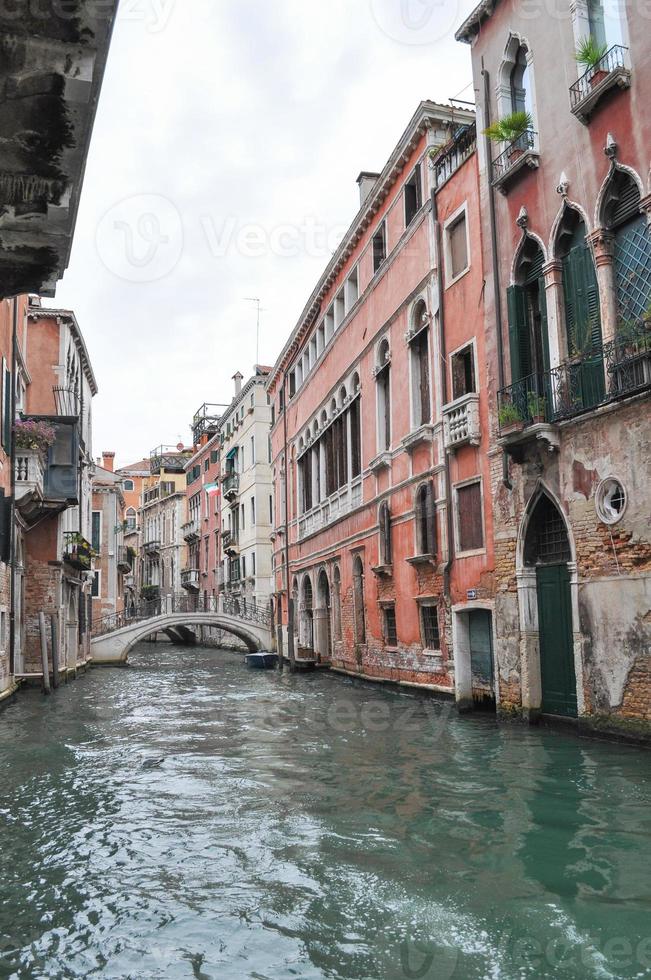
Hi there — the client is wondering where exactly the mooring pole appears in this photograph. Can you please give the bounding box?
[50,615,60,689]
[39,612,51,694]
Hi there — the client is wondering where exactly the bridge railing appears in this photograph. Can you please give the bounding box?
[92,593,272,638]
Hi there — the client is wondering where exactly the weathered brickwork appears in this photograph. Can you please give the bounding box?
[23,555,61,674]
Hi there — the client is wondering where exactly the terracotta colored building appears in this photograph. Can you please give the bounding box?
[184,409,222,602]
[115,457,150,605]
[267,102,484,691]
[456,0,651,731]
[16,299,97,678]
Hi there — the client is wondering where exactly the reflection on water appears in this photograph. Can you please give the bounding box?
[0,643,650,979]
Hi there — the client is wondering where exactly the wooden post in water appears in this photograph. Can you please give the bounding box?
[39,612,51,694]
[50,615,60,689]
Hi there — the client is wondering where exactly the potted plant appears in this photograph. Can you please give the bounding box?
[642,302,651,331]
[575,36,609,87]
[483,111,533,162]
[498,401,525,434]
[13,418,56,455]
[527,391,547,424]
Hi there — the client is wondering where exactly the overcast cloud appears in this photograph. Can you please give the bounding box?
[49,0,477,468]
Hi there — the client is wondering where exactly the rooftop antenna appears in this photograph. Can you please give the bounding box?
[244,297,266,365]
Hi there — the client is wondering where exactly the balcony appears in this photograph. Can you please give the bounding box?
[570,45,630,124]
[144,539,161,557]
[433,122,477,188]
[182,518,200,542]
[491,130,540,194]
[192,403,226,444]
[150,445,191,475]
[221,528,239,554]
[181,568,200,591]
[15,448,45,512]
[497,329,651,459]
[16,417,79,511]
[443,393,481,452]
[117,546,132,572]
[298,478,362,541]
[63,532,93,572]
[222,473,240,501]
[52,386,80,418]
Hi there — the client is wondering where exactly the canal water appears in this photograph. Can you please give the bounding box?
[1,644,650,980]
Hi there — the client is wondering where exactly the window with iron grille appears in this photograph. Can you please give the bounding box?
[421,604,440,649]
[524,494,571,565]
[383,605,398,647]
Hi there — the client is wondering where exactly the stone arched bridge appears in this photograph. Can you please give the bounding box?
[91,594,273,665]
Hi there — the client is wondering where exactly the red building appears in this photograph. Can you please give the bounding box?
[267,101,498,697]
[456,0,651,731]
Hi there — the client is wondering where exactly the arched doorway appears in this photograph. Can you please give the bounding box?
[301,576,314,651]
[316,570,332,663]
[522,492,577,718]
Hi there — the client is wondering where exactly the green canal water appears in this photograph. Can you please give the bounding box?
[1,644,650,980]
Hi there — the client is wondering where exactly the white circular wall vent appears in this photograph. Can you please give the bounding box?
[595,478,627,525]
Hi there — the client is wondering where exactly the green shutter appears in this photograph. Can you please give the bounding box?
[3,367,11,451]
[537,276,551,374]
[507,284,530,383]
[563,243,602,355]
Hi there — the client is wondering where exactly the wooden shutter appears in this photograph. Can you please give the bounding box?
[563,243,602,354]
[458,483,483,552]
[350,400,361,477]
[537,276,551,374]
[426,482,437,556]
[506,285,531,382]
[418,332,431,423]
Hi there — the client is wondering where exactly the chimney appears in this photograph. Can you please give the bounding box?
[233,371,243,397]
[102,452,115,472]
[356,171,381,207]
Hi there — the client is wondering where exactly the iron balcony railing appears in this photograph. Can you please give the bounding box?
[63,532,93,571]
[150,446,191,475]
[433,122,477,188]
[491,129,537,185]
[222,473,240,498]
[497,329,651,433]
[192,403,227,444]
[53,386,80,417]
[144,539,161,554]
[569,44,628,109]
[117,546,132,571]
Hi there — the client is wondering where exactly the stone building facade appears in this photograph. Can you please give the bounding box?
[457,0,651,733]
[138,447,191,602]
[91,453,129,622]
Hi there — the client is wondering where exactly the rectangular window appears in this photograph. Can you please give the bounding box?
[451,344,476,400]
[204,459,210,472]
[383,605,398,647]
[240,503,245,531]
[404,164,422,227]
[91,511,101,554]
[241,555,246,578]
[252,552,256,576]
[91,571,100,598]
[251,497,256,525]
[457,481,484,553]
[250,435,255,465]
[269,495,273,523]
[372,221,387,273]
[447,210,469,282]
[421,604,440,650]
[345,267,359,311]
[325,306,335,342]
[335,289,345,328]
[210,450,219,465]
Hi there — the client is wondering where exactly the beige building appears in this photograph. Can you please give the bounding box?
[139,447,191,600]
[91,454,131,623]
[219,369,274,609]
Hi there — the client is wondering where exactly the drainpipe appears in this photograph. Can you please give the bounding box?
[281,370,296,672]
[482,59,512,490]
[431,189,455,601]
[9,297,17,678]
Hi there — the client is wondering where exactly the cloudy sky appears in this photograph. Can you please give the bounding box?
[51,0,477,468]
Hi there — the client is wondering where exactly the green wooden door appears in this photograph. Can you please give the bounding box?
[469,610,493,690]
[536,564,577,718]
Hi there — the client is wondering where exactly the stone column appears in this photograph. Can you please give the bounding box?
[587,228,617,344]
[517,568,541,720]
[542,259,564,370]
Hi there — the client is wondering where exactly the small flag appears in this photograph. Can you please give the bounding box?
[205,482,220,496]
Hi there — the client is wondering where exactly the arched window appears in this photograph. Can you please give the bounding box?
[602,170,651,323]
[379,502,392,566]
[416,482,436,556]
[555,208,604,409]
[409,302,431,427]
[510,43,532,117]
[353,557,366,644]
[506,237,549,416]
[301,575,314,649]
[123,479,134,491]
[125,508,137,531]
[376,338,391,452]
